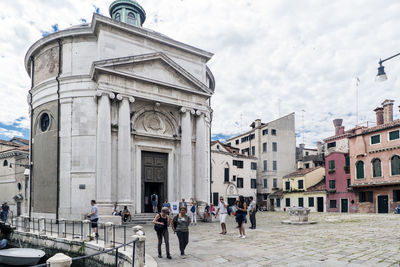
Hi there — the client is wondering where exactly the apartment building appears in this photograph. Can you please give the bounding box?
[226,113,296,210]
[324,119,357,213]
[349,99,400,213]
[211,141,257,206]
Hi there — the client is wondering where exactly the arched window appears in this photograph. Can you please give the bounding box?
[372,158,382,177]
[3,160,8,167]
[115,12,121,21]
[391,155,400,176]
[356,161,364,179]
[127,12,136,25]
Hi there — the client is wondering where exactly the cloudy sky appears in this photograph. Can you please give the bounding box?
[1,0,400,147]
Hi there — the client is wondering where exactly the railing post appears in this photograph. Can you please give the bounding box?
[39,217,46,235]
[82,220,90,241]
[104,222,114,248]
[47,253,72,267]
[132,225,146,267]
[58,219,66,238]
[22,216,30,232]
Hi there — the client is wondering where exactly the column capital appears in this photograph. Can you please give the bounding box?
[95,91,115,100]
[180,107,195,114]
[116,94,135,103]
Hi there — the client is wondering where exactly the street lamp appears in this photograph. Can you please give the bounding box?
[376,52,400,81]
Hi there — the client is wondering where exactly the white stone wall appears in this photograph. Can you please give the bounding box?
[211,149,257,203]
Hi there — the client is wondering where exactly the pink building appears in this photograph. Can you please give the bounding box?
[324,119,357,212]
[349,99,400,213]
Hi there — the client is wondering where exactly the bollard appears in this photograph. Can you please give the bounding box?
[47,253,72,267]
[104,222,114,248]
[23,216,30,232]
[132,225,146,267]
[58,219,66,238]
[39,217,46,235]
[82,220,90,241]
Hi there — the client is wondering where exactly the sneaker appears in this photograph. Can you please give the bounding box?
[241,235,246,239]
[237,235,242,238]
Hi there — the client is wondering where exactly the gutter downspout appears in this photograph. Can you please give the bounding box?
[209,98,213,203]
[55,39,62,222]
[28,57,34,219]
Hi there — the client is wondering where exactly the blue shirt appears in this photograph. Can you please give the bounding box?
[90,205,98,220]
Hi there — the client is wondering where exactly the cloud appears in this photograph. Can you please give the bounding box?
[1,0,400,148]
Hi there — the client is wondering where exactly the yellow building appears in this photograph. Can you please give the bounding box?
[283,167,326,212]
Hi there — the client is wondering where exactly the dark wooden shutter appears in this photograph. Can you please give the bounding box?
[394,190,398,202]
[368,191,373,203]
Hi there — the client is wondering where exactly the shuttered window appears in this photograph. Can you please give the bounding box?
[372,158,382,177]
[356,161,364,179]
[391,155,400,176]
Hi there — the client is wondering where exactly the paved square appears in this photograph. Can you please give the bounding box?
[139,212,400,266]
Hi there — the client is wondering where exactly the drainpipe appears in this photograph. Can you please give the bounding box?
[28,57,34,219]
[209,98,213,203]
[55,39,62,222]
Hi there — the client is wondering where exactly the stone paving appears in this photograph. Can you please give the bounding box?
[135,212,400,267]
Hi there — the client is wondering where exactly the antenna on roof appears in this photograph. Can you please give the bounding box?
[301,109,306,144]
[356,77,360,126]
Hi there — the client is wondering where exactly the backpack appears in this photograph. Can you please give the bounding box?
[190,205,195,213]
[151,194,157,202]
[173,215,178,229]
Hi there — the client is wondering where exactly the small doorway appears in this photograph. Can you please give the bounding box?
[270,199,275,211]
[141,151,168,213]
[341,199,348,213]
[377,195,389,213]
[212,192,219,206]
[317,197,324,212]
[227,197,236,206]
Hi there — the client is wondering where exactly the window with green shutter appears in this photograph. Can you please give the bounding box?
[393,190,400,202]
[329,180,336,189]
[371,134,380,144]
[329,160,335,170]
[389,130,400,141]
[308,197,314,207]
[285,198,290,207]
[372,158,382,177]
[298,198,304,207]
[224,168,229,182]
[298,180,304,189]
[391,155,400,176]
[356,161,364,179]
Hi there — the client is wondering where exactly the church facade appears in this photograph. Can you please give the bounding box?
[24,0,215,219]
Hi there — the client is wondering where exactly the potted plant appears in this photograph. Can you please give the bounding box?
[328,169,335,174]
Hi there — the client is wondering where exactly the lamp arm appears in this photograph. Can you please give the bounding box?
[380,52,400,65]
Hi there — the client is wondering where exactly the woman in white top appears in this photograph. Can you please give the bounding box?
[189,198,197,225]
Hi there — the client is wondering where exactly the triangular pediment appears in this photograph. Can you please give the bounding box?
[91,52,212,96]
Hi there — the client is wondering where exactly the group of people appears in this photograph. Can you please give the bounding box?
[153,195,257,259]
[112,203,132,223]
[0,202,9,222]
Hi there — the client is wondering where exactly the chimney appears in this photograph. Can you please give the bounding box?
[374,107,384,126]
[333,119,343,135]
[254,119,261,128]
[382,99,394,124]
[316,141,323,154]
[299,143,305,149]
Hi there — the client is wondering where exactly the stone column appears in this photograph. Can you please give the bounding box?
[180,107,194,200]
[195,111,207,202]
[96,92,115,203]
[116,95,135,203]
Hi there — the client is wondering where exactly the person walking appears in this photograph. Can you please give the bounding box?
[151,192,158,213]
[179,198,187,210]
[203,203,210,222]
[235,195,247,238]
[172,206,191,258]
[153,207,172,259]
[162,200,172,214]
[215,196,228,234]
[249,196,257,229]
[87,200,99,240]
[189,198,197,225]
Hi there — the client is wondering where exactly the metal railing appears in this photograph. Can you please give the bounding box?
[10,216,145,267]
[32,237,139,267]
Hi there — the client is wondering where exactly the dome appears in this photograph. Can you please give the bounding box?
[109,0,146,27]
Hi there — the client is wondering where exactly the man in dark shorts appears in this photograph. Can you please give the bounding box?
[88,200,99,239]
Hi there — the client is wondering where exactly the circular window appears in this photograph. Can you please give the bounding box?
[40,113,50,132]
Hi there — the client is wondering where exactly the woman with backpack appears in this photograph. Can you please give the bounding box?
[172,206,191,258]
[153,207,172,259]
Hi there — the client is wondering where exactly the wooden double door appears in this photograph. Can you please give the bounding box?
[141,151,168,213]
